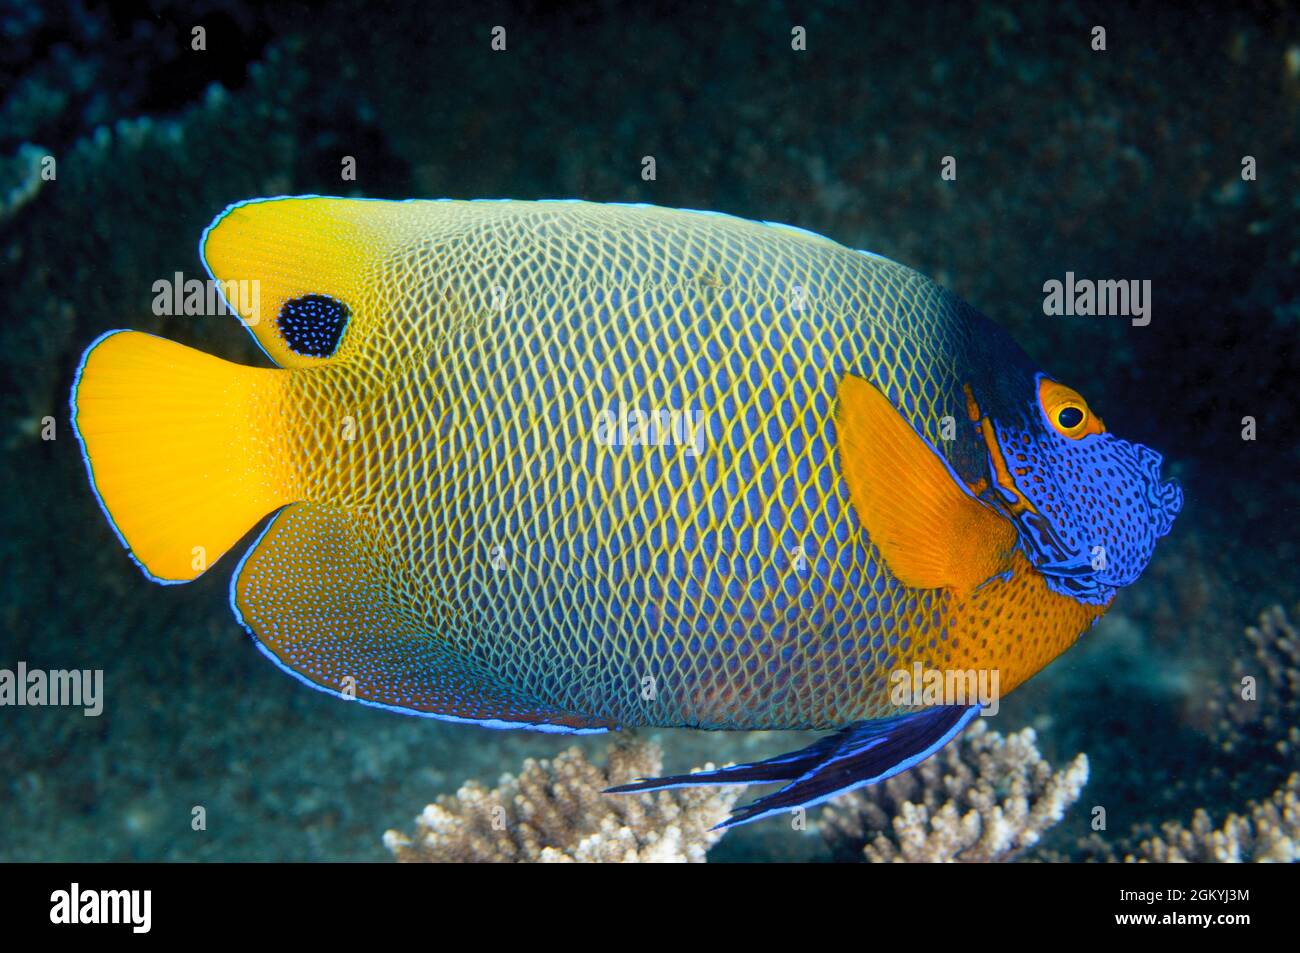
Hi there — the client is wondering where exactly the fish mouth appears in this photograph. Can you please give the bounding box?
[1022,441,1181,600]
[972,393,1180,599]
[978,424,1181,602]
[1136,443,1183,538]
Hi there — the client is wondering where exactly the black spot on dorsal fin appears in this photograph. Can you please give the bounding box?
[276,293,350,358]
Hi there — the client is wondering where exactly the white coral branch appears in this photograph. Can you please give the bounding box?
[821,720,1089,862]
[384,739,742,863]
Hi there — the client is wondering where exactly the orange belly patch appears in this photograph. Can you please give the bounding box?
[925,550,1108,695]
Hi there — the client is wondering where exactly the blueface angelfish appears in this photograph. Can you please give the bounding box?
[71,198,1182,827]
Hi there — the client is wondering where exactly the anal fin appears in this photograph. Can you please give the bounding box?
[232,503,612,734]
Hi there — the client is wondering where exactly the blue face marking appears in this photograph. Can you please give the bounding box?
[956,302,1184,606]
[988,402,1183,605]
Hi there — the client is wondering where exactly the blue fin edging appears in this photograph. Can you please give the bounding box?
[68,328,190,586]
[606,705,981,829]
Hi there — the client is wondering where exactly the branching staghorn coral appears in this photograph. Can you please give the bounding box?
[1122,773,1300,863]
[1111,604,1300,863]
[1054,603,1300,863]
[819,720,1089,862]
[384,738,743,862]
[1211,604,1300,764]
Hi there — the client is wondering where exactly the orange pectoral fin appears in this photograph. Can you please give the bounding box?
[836,373,1018,597]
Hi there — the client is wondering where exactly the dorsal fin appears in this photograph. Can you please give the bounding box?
[836,373,1017,597]
[200,197,406,368]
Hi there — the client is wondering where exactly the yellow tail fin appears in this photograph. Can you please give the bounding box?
[71,330,297,583]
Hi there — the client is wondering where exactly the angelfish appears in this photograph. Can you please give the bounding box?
[71,198,1182,827]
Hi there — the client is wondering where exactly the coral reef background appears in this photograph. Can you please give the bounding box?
[1,0,1297,861]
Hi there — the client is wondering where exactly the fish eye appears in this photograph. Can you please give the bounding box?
[1057,406,1084,429]
[1039,378,1105,439]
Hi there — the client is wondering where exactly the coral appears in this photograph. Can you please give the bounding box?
[383,739,743,863]
[1052,603,1300,863]
[1211,604,1300,764]
[819,720,1089,862]
[1123,774,1300,863]
[1117,605,1300,863]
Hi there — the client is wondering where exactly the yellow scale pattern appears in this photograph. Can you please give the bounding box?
[217,200,1093,731]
